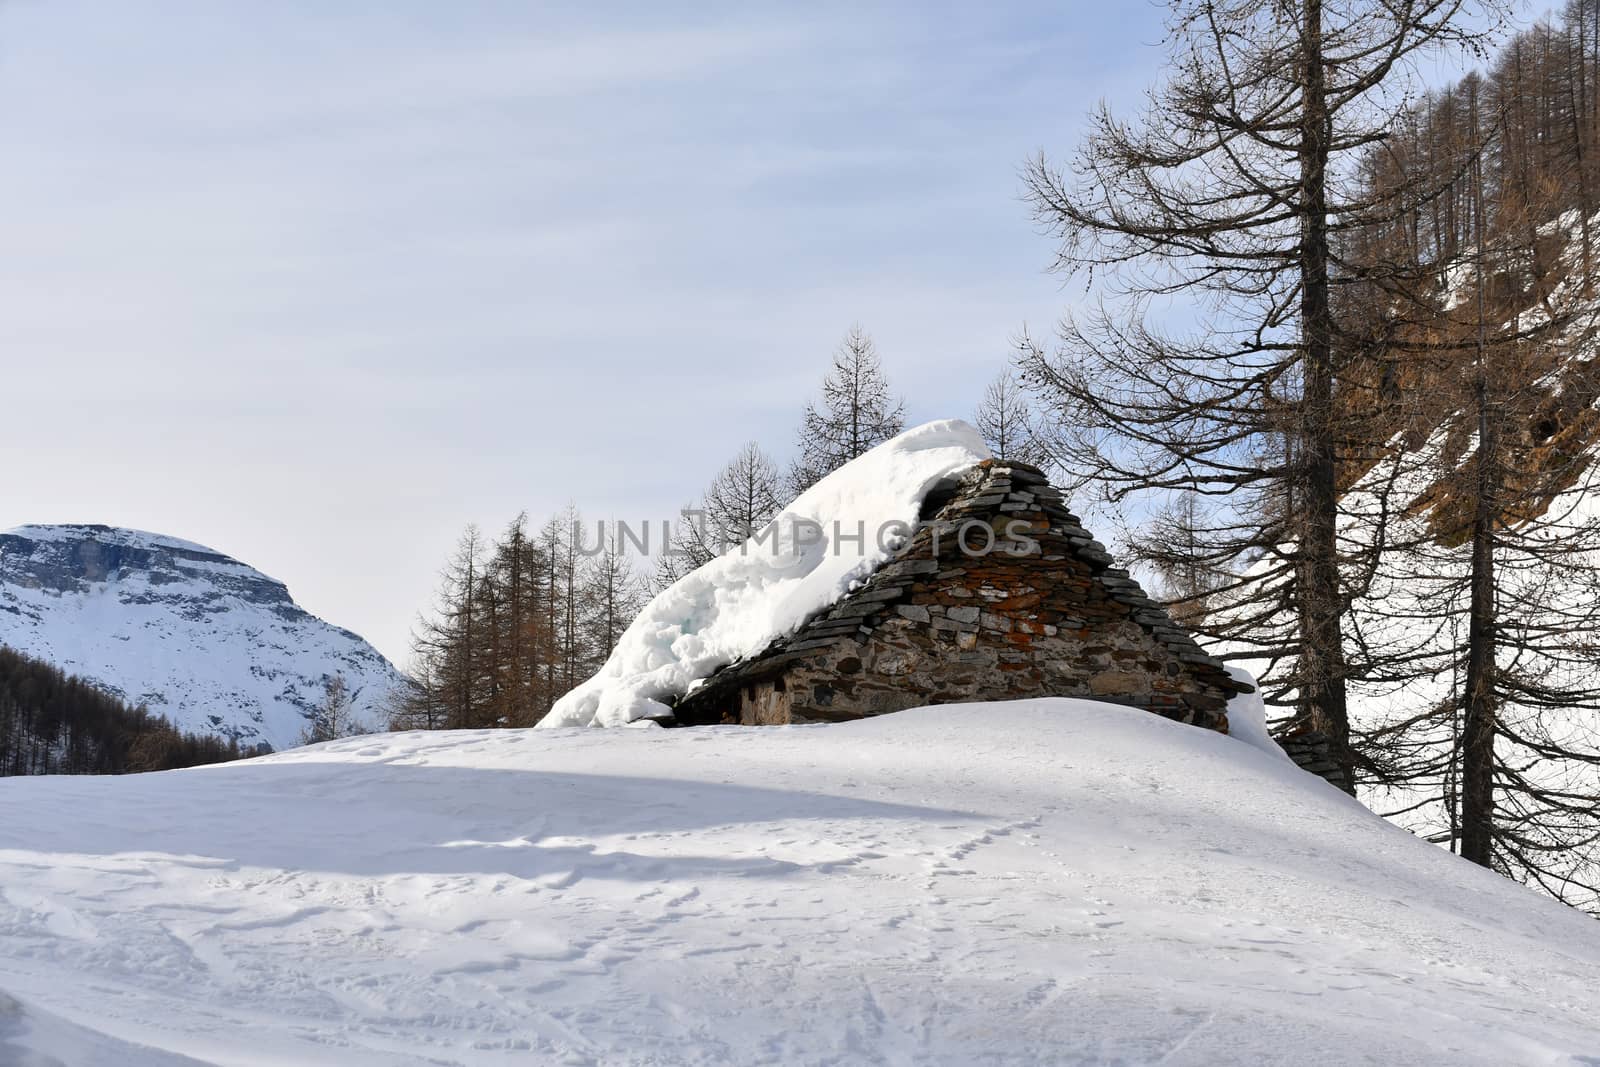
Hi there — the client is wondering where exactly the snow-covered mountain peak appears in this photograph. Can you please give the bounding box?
[0,524,405,750]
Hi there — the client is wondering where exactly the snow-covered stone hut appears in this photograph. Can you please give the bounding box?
[671,458,1246,730]
[540,420,1249,733]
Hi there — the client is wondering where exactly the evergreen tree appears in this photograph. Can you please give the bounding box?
[547,506,586,694]
[436,526,487,729]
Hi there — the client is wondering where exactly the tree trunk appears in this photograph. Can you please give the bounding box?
[1298,0,1354,792]
[1460,377,1498,867]
[1461,131,1498,868]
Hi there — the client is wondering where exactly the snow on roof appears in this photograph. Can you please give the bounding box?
[1224,667,1289,762]
[541,419,992,728]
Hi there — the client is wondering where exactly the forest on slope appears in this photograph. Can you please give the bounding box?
[1017,0,1600,908]
[0,645,243,776]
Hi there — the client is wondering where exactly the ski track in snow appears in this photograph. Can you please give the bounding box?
[1,700,1598,1065]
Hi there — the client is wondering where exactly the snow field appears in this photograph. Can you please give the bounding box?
[1,699,1596,1064]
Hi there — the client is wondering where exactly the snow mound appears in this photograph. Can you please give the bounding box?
[542,419,991,727]
[2,698,1597,1064]
[1224,666,1289,761]
[0,991,206,1067]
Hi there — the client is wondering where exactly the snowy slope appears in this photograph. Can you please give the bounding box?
[544,419,991,727]
[0,992,208,1067]
[0,524,405,750]
[2,699,1597,1065]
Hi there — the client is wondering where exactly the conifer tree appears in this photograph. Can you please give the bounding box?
[973,367,1047,467]
[0,646,238,775]
[302,675,357,745]
[581,524,646,662]
[402,525,487,730]
[1019,0,1506,790]
[790,326,905,494]
[399,507,651,729]
[652,443,784,593]
[704,442,782,544]
[541,506,586,694]
[651,503,718,592]
[1340,71,1600,901]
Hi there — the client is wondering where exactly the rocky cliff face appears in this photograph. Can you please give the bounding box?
[0,525,405,751]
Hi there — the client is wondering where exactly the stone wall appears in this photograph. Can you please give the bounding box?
[673,460,1245,731]
[1275,727,1356,794]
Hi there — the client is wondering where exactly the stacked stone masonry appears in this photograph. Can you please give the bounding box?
[1275,728,1355,794]
[673,460,1249,732]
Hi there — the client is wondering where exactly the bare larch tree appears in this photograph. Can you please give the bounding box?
[790,325,905,495]
[973,366,1048,467]
[1019,0,1505,791]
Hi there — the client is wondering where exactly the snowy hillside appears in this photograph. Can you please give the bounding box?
[0,524,405,751]
[2,699,1597,1065]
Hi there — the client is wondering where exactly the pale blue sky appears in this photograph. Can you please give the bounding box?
[0,1,1495,665]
